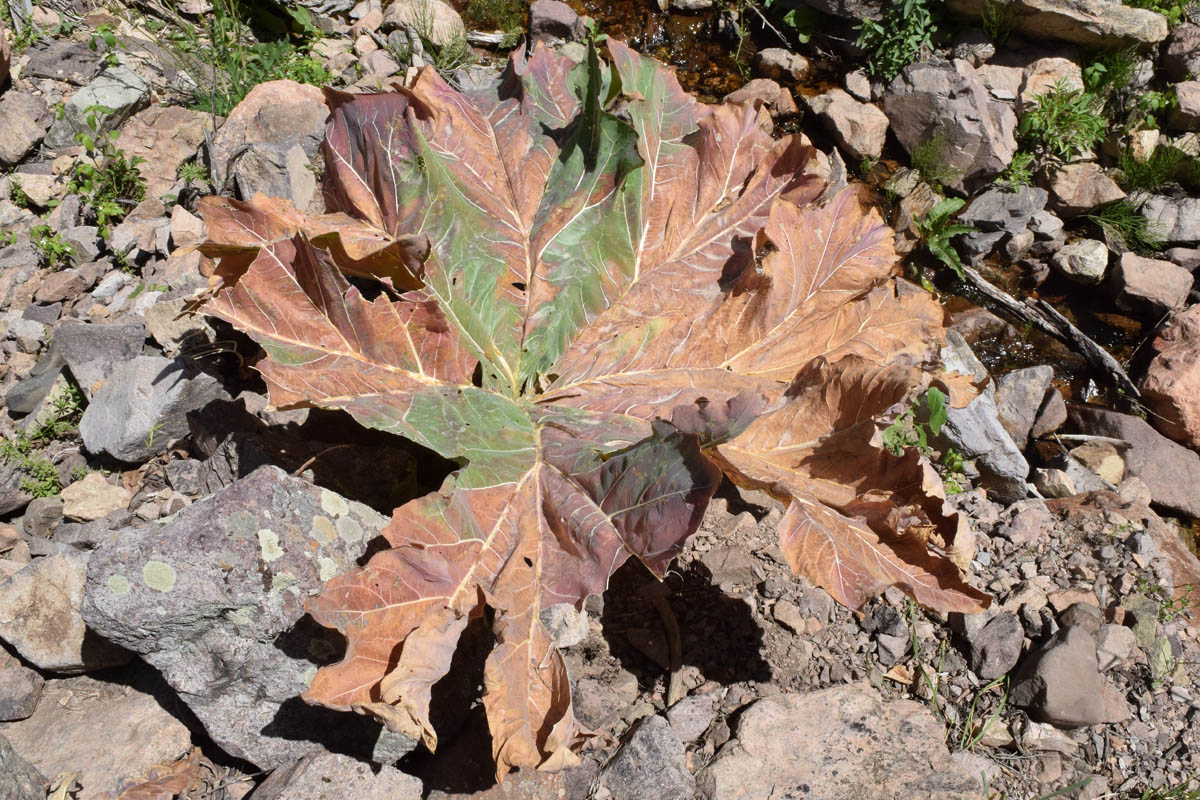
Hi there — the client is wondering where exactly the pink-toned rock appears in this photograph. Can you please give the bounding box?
[115,106,211,199]
[350,5,384,36]
[802,87,890,162]
[1142,303,1200,448]
[1019,57,1083,108]
[33,269,85,304]
[1170,80,1200,132]
[1044,161,1124,216]
[169,204,204,250]
[1110,251,1193,316]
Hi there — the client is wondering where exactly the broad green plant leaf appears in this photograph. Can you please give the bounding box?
[198,40,989,779]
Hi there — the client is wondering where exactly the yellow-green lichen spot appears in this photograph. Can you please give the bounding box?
[257,528,284,562]
[311,515,337,544]
[319,489,348,517]
[106,575,132,596]
[142,561,177,592]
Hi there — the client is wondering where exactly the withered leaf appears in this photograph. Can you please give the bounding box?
[198,39,988,779]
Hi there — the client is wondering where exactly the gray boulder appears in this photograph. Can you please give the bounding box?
[53,319,147,400]
[939,389,1030,502]
[599,715,695,800]
[81,466,412,769]
[0,735,46,800]
[0,92,50,167]
[947,0,1167,47]
[78,355,228,463]
[994,366,1055,449]
[883,59,1018,193]
[1010,626,1107,727]
[1142,195,1200,245]
[44,65,150,150]
[697,683,985,799]
[961,186,1049,233]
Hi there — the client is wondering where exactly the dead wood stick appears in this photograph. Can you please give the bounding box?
[958,266,1139,398]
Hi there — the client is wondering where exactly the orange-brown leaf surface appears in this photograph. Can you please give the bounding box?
[198,39,988,779]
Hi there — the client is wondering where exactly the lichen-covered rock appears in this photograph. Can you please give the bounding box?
[81,466,412,769]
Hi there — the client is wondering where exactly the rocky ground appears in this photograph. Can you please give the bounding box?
[1,0,1200,798]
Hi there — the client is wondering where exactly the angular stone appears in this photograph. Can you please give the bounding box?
[599,715,694,800]
[1019,57,1083,107]
[1069,441,1124,484]
[61,472,132,522]
[1170,80,1200,132]
[21,40,102,85]
[1072,405,1200,519]
[939,387,1030,502]
[666,694,717,742]
[1142,195,1200,245]
[1051,238,1109,285]
[381,0,465,48]
[994,365,1054,449]
[0,92,49,168]
[804,88,889,162]
[529,0,580,44]
[0,649,43,722]
[1095,623,1136,671]
[53,319,146,400]
[961,185,1048,233]
[207,81,327,208]
[1142,304,1200,448]
[955,610,1024,679]
[697,683,983,799]
[1043,162,1125,217]
[1030,387,1068,438]
[115,105,211,199]
[1011,626,1107,728]
[82,467,409,769]
[251,752,423,800]
[1163,23,1200,82]
[756,48,809,81]
[883,59,1018,193]
[946,0,1167,47]
[79,355,228,463]
[0,735,46,800]
[0,669,191,800]
[0,553,130,672]
[44,65,151,150]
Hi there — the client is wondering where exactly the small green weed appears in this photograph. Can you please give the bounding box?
[8,176,31,209]
[994,150,1034,192]
[177,161,210,186]
[882,386,948,457]
[68,106,147,238]
[463,0,524,36]
[1125,0,1194,28]
[1087,198,1167,254]
[855,0,940,83]
[1117,145,1200,192]
[0,230,14,248]
[0,382,84,498]
[765,0,819,43]
[30,224,74,270]
[89,23,122,68]
[1140,772,1200,799]
[981,0,1015,45]
[1019,80,1107,162]
[1083,47,1139,98]
[915,196,976,280]
[909,136,964,191]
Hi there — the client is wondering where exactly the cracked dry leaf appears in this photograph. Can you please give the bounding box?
[198,39,989,779]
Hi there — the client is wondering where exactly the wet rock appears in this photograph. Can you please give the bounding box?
[44,65,151,150]
[1,668,192,800]
[79,355,228,463]
[529,0,581,45]
[1011,625,1108,727]
[1051,238,1108,285]
[1163,23,1200,82]
[0,92,49,168]
[381,0,465,49]
[1070,405,1200,518]
[61,473,132,522]
[599,715,694,800]
[962,185,1049,233]
[697,683,983,799]
[954,609,1024,679]
[994,366,1054,449]
[1142,194,1200,244]
[0,553,130,673]
[883,59,1018,193]
[1030,388,1068,438]
[114,106,211,199]
[946,0,1167,46]
[1170,80,1200,131]
[755,48,809,81]
[82,466,408,769]
[1142,304,1200,448]
[0,735,46,800]
[207,81,327,210]
[0,649,43,721]
[1111,251,1193,316]
[1043,162,1125,216]
[250,752,423,800]
[802,88,889,162]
